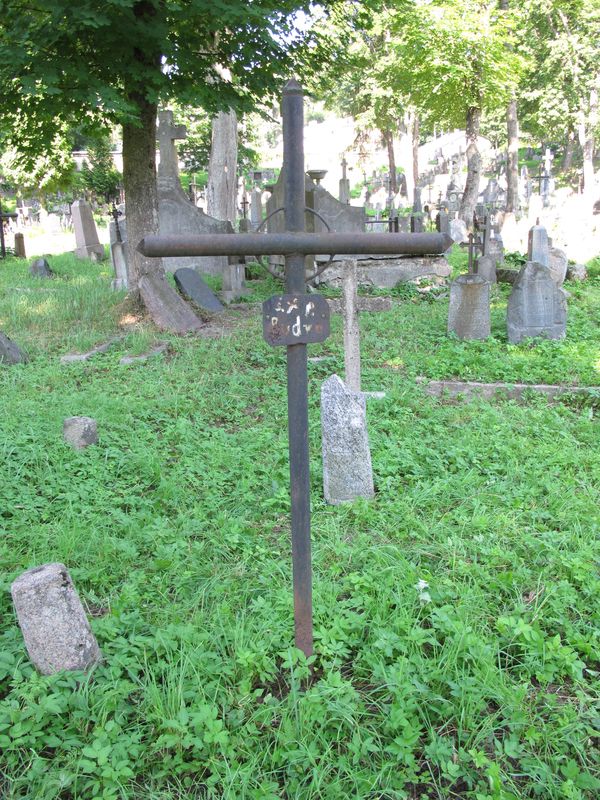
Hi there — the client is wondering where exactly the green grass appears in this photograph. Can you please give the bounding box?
[1,250,599,799]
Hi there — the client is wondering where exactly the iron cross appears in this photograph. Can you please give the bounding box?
[139,80,451,658]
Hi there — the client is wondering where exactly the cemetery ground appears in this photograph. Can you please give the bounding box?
[1,251,599,800]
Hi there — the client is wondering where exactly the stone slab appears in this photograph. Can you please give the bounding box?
[119,342,169,365]
[11,563,101,675]
[327,296,393,314]
[319,257,451,289]
[321,374,374,505]
[60,337,122,364]
[173,268,224,313]
[417,377,599,403]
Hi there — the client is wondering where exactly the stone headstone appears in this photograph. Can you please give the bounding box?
[321,374,374,505]
[109,211,128,289]
[0,331,28,365]
[11,563,102,675]
[476,254,496,283]
[527,222,549,267]
[436,210,450,235]
[486,235,504,266]
[14,232,26,258]
[29,257,53,278]
[449,217,468,243]
[566,263,587,281]
[157,110,233,275]
[319,256,451,289]
[174,268,224,313]
[63,417,98,449]
[447,274,490,340]
[507,261,567,344]
[250,188,263,229]
[72,200,104,260]
[547,247,568,286]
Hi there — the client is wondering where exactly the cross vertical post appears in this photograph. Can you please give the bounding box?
[282,79,313,658]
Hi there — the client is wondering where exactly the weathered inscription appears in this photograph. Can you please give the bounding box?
[263,294,330,346]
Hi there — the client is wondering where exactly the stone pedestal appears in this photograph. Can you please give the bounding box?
[447,274,490,340]
[14,232,26,258]
[221,259,250,304]
[321,375,374,505]
[72,200,104,260]
[507,261,567,344]
[11,563,101,675]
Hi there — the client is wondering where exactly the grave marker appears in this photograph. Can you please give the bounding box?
[138,80,450,657]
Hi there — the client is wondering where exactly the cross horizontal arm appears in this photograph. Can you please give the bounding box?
[138,232,453,258]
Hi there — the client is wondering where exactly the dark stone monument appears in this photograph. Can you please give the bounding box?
[174,268,224,313]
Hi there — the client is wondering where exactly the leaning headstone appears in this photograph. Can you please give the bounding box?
[72,200,104,260]
[449,217,468,243]
[547,247,568,286]
[11,563,102,675]
[174,268,224,313]
[527,221,549,267]
[29,257,53,278]
[507,261,567,344]
[63,417,98,449]
[321,374,374,505]
[447,274,490,340]
[0,331,28,365]
[476,254,497,283]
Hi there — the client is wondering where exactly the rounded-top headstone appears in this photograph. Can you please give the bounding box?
[0,331,28,365]
[11,563,102,675]
[29,257,54,278]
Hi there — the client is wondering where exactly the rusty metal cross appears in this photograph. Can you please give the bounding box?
[139,80,451,658]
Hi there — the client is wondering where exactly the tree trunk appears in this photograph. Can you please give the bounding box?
[381,129,397,193]
[459,106,482,226]
[398,112,415,201]
[412,114,420,192]
[505,97,519,213]
[206,109,238,224]
[562,129,575,170]
[123,94,202,333]
[578,85,598,195]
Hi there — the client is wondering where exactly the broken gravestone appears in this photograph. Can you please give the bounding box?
[11,563,102,675]
[447,274,490,340]
[29,257,54,278]
[506,261,567,344]
[174,268,224,313]
[321,374,374,505]
[0,332,28,365]
[72,200,104,261]
[63,417,98,449]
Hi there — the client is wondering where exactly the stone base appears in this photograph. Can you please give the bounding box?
[75,245,104,261]
[221,288,251,304]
